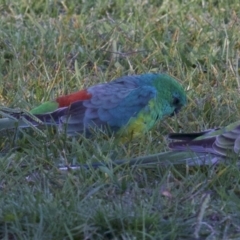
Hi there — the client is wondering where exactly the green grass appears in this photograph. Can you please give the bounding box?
[1,0,240,239]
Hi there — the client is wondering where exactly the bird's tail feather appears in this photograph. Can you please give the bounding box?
[168,131,212,141]
[0,106,66,132]
[168,137,219,154]
[0,117,31,131]
[58,151,224,170]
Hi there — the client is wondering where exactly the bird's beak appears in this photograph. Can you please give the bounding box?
[170,105,182,116]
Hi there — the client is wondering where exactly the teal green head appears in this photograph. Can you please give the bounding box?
[157,73,187,116]
[143,73,187,117]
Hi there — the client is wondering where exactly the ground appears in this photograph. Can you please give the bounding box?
[0,0,240,239]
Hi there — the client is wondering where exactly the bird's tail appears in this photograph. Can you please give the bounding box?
[0,117,29,131]
[167,131,223,155]
[58,150,224,170]
[0,107,60,132]
[0,101,85,133]
[168,131,212,141]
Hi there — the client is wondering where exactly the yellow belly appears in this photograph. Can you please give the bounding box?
[117,110,157,142]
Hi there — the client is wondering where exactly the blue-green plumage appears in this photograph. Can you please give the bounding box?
[0,73,187,139]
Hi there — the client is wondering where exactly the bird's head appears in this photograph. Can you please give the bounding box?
[170,93,187,116]
[155,74,187,117]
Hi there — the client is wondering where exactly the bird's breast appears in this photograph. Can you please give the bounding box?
[117,104,159,141]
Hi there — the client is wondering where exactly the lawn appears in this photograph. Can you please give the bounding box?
[1,0,240,239]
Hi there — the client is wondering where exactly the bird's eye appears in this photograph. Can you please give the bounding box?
[173,97,180,105]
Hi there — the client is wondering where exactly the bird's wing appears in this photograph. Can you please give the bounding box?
[168,120,240,156]
[59,82,158,135]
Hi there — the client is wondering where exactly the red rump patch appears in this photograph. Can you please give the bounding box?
[56,89,92,107]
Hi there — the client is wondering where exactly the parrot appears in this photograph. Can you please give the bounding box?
[0,73,187,140]
[168,120,240,157]
[58,122,240,170]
